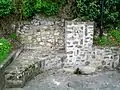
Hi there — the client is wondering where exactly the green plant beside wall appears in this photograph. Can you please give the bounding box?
[40,1,59,16]
[15,0,64,19]
[94,30,120,46]
[94,36,112,46]
[0,38,11,64]
[108,30,120,44]
[34,0,64,16]
[9,33,17,40]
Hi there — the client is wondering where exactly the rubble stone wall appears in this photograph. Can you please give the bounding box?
[17,16,65,51]
[16,16,120,70]
[65,21,120,70]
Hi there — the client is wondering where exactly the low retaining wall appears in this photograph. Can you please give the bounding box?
[92,47,120,69]
[64,46,120,70]
[15,16,120,70]
[0,50,19,90]
[4,49,65,88]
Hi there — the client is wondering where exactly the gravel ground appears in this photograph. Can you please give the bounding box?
[5,69,120,90]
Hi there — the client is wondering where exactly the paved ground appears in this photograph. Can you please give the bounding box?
[5,69,120,90]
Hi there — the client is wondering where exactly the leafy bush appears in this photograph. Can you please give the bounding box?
[15,0,63,18]
[108,30,120,43]
[0,38,11,63]
[23,0,36,17]
[76,0,120,30]
[94,30,120,46]
[76,0,100,21]
[0,0,13,16]
[34,0,64,16]
[34,0,42,12]
[40,1,59,16]
[94,36,112,46]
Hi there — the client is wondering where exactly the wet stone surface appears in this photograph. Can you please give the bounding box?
[5,69,120,90]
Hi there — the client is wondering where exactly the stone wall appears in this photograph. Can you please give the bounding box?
[65,21,120,70]
[17,16,65,51]
[65,21,93,68]
[92,47,119,70]
[65,46,120,70]
[16,16,120,70]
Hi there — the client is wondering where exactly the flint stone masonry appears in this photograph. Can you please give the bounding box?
[16,16,120,71]
[17,16,65,51]
[65,21,120,70]
[65,21,93,68]
[5,17,120,88]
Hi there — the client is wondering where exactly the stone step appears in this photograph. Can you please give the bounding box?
[5,49,65,88]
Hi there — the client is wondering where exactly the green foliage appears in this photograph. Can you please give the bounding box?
[104,0,120,29]
[23,0,36,17]
[0,0,64,18]
[40,1,59,16]
[0,38,11,63]
[15,0,64,18]
[34,0,58,15]
[34,0,42,12]
[76,0,100,21]
[0,0,13,16]
[94,36,112,46]
[109,30,120,43]
[94,30,120,46]
[76,0,120,29]
[9,33,17,40]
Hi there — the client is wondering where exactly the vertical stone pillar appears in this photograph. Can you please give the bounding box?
[65,21,94,68]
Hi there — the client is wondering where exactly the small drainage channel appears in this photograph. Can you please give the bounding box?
[0,48,23,90]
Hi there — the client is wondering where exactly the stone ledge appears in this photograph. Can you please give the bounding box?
[0,48,23,90]
[5,50,65,88]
